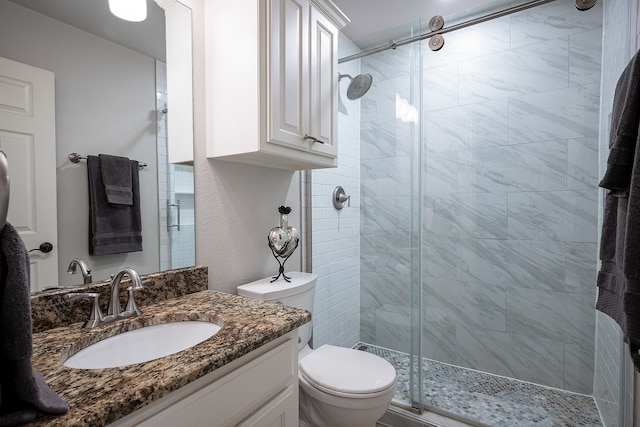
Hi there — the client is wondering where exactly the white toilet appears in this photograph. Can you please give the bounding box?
[237,272,396,427]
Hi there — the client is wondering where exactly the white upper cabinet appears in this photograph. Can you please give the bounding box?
[205,0,348,170]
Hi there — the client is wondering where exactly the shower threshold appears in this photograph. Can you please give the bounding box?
[355,342,602,427]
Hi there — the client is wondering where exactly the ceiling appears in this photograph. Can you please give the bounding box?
[8,0,166,61]
[8,0,523,60]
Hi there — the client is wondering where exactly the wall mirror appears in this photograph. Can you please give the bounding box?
[0,0,195,291]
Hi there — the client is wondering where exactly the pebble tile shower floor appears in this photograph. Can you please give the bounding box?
[355,343,602,427]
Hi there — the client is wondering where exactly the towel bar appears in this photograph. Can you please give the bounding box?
[68,152,147,170]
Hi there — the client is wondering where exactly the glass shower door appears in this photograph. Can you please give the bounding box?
[358,20,424,411]
[418,1,602,424]
[350,0,602,424]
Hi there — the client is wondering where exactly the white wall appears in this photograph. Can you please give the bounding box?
[194,157,301,294]
[0,0,160,285]
[186,0,302,296]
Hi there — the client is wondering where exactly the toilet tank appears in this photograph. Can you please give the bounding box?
[237,272,316,351]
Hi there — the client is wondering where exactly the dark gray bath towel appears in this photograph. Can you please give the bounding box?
[99,154,133,205]
[88,155,143,255]
[0,223,68,424]
[597,50,640,363]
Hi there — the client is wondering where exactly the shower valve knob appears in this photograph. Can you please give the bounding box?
[333,186,351,210]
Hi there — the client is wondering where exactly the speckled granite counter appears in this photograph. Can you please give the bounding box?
[31,266,209,333]
[29,290,310,426]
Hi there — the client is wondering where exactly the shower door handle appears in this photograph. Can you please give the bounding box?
[167,200,181,231]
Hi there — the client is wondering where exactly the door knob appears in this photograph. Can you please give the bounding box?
[29,242,54,253]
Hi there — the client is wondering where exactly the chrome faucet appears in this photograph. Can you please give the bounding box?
[107,267,144,319]
[67,257,92,284]
[64,267,144,328]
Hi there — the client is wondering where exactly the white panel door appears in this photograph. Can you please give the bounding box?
[0,56,58,292]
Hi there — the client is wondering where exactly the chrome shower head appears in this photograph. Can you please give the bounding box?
[339,73,373,100]
[575,0,597,11]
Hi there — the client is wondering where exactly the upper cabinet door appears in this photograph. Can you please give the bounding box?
[269,0,309,150]
[205,0,348,170]
[308,5,338,158]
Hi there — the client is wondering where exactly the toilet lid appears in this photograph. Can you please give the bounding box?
[299,345,396,395]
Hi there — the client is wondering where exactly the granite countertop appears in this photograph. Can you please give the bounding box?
[30,290,310,427]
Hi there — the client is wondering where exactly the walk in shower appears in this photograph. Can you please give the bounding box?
[310,0,620,425]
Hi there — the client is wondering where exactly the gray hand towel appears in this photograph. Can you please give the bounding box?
[597,50,640,362]
[99,154,133,205]
[600,50,640,192]
[88,155,143,255]
[0,223,68,424]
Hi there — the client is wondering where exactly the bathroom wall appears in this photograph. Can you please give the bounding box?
[360,1,602,394]
[0,0,160,286]
[188,0,303,296]
[307,33,362,348]
[194,154,302,296]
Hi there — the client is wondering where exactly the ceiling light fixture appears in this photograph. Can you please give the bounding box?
[108,0,147,22]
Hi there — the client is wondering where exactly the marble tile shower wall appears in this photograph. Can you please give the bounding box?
[360,0,602,394]
[309,35,362,349]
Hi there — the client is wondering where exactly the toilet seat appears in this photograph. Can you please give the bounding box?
[299,345,396,399]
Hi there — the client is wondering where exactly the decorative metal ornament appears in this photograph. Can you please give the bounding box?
[267,206,299,282]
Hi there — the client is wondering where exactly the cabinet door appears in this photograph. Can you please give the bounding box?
[129,338,297,427]
[308,5,338,158]
[269,0,309,150]
[238,385,298,427]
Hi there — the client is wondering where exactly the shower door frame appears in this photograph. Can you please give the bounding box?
[408,21,424,414]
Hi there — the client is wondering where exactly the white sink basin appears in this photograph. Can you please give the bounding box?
[64,321,221,369]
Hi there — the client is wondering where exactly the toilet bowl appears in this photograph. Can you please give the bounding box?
[298,344,396,427]
[237,272,396,427]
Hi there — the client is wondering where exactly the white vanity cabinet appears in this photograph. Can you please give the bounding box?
[109,332,299,427]
[205,0,348,170]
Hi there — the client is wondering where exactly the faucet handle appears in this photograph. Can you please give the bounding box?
[64,292,104,328]
[122,285,143,318]
[123,286,143,317]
